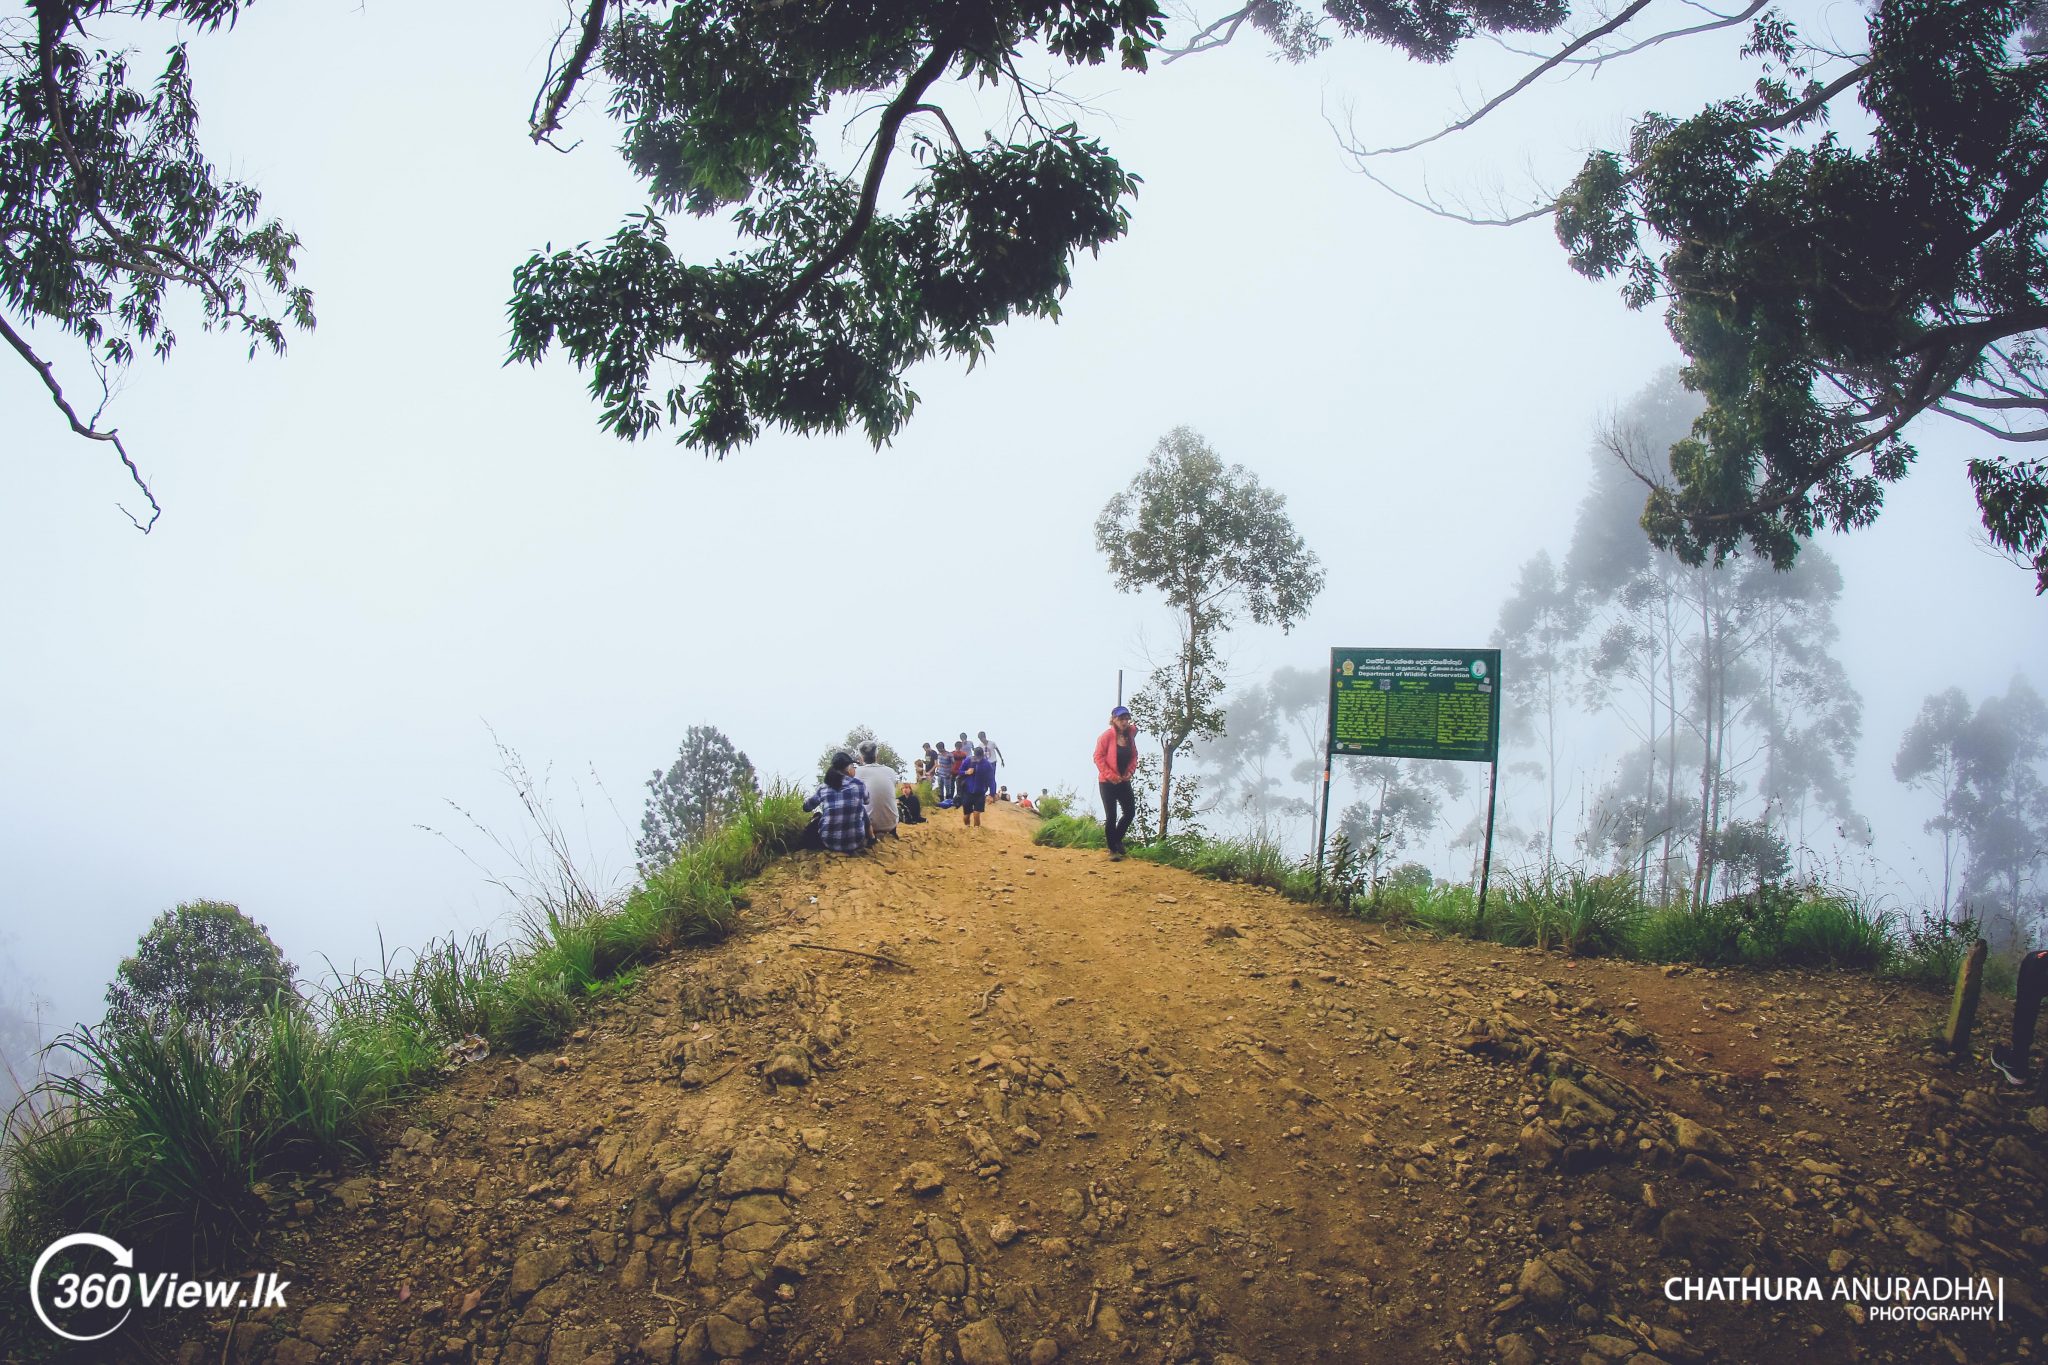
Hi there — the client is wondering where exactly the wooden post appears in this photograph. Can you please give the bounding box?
[1943,939,1989,1056]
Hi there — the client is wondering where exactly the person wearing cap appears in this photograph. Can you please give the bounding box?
[956,744,996,827]
[800,751,871,854]
[854,741,901,842]
[1093,706,1140,860]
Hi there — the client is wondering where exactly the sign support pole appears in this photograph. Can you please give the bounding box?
[1475,758,1499,935]
[1313,746,1334,895]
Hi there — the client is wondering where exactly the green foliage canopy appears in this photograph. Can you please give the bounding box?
[503,0,1576,454]
[3,1,315,527]
[103,899,296,1039]
[1545,0,2048,589]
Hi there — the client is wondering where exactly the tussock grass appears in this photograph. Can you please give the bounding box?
[1033,814,1107,849]
[1,782,808,1271]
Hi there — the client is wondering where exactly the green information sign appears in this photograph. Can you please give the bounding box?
[1327,647,1502,763]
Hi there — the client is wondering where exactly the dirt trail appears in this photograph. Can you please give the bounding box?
[136,807,2046,1365]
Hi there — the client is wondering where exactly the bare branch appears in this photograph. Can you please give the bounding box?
[1341,0,1656,159]
[0,309,160,531]
[1931,402,2048,441]
[1331,129,1557,226]
[1492,0,1767,70]
[908,103,969,157]
[1159,3,1256,64]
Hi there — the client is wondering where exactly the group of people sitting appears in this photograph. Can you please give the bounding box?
[799,742,919,854]
[801,733,1015,853]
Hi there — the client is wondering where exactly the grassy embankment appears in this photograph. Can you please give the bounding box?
[1030,809,2010,994]
[0,787,808,1290]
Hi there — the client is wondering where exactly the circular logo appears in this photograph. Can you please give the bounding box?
[31,1232,136,1342]
[1470,659,1488,679]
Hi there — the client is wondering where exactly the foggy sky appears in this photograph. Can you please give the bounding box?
[3,3,2042,1040]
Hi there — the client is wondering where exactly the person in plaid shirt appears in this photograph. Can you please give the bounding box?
[801,751,871,854]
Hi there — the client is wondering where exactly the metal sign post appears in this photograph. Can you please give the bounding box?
[1476,754,1500,934]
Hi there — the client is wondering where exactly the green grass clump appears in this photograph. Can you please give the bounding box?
[1781,893,1894,969]
[3,999,401,1262]
[1495,872,1644,956]
[1034,786,1079,820]
[1,780,812,1276]
[1634,902,1747,965]
[1033,814,1107,849]
[1401,882,1479,935]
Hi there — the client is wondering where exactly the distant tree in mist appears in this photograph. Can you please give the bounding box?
[1893,688,1973,921]
[104,901,296,1040]
[1337,759,1467,891]
[1097,427,1324,840]
[1197,666,1327,849]
[638,725,760,872]
[817,725,906,776]
[1532,372,1863,905]
[1896,678,2048,945]
[1496,550,1587,873]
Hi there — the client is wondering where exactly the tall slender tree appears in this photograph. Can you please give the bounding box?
[1096,428,1324,839]
[1894,688,1974,921]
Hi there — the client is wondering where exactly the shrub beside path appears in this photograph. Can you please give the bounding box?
[136,806,2047,1364]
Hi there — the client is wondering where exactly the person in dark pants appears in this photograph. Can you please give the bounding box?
[1093,705,1139,861]
[1991,949,2048,1087]
[956,744,996,827]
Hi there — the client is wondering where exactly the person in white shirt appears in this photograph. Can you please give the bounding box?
[855,741,901,841]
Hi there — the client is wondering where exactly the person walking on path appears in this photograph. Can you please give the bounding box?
[956,744,996,828]
[977,730,1005,765]
[934,740,958,806]
[1093,706,1139,860]
[801,751,871,854]
[855,741,900,842]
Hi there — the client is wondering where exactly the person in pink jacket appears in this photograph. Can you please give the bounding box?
[1092,706,1139,861]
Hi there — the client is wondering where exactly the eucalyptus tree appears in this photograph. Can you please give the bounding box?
[513,0,2048,588]
[1095,427,1324,839]
[1198,664,1331,849]
[1893,688,1973,921]
[1336,758,1468,891]
[1570,373,1861,904]
[1496,549,1586,874]
[1899,678,2048,943]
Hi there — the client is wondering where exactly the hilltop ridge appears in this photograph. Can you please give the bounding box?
[129,806,2046,1365]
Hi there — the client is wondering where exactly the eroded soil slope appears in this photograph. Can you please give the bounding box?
[132,806,2046,1365]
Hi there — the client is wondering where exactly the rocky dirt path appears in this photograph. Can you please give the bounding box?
[135,807,2046,1365]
